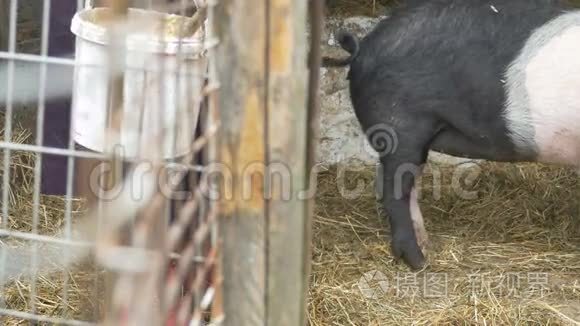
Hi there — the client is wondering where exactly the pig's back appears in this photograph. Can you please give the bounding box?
[349,0,570,86]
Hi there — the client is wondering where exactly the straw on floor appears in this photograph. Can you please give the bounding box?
[308,162,580,325]
[0,112,103,324]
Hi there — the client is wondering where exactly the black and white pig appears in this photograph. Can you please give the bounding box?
[322,0,580,270]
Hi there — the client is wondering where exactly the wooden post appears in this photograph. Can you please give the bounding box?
[215,0,268,324]
[216,0,311,325]
[303,1,325,326]
[265,0,310,325]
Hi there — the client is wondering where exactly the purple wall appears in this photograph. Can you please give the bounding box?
[40,0,77,195]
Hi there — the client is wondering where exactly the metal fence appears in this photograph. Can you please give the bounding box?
[0,0,222,324]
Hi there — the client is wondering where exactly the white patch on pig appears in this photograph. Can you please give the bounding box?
[410,187,428,255]
[504,11,580,164]
[525,26,580,164]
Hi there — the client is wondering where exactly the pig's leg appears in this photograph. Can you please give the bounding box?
[410,187,428,255]
[377,127,433,270]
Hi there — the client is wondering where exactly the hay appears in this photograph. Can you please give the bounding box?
[309,162,580,325]
[326,0,398,17]
[0,112,103,324]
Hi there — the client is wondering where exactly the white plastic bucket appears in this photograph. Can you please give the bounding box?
[70,7,207,159]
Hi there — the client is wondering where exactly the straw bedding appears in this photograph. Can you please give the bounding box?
[308,163,580,325]
[0,111,103,324]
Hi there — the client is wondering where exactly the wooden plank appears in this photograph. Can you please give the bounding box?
[215,0,268,325]
[303,2,326,326]
[265,0,310,325]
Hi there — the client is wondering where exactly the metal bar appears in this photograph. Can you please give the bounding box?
[0,228,206,263]
[62,4,84,311]
[0,307,96,326]
[0,142,207,171]
[0,229,93,247]
[0,51,75,65]
[164,207,215,308]
[0,52,209,77]
[303,3,325,326]
[29,0,53,316]
[0,0,19,304]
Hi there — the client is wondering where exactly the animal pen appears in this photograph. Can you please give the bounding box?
[0,0,322,325]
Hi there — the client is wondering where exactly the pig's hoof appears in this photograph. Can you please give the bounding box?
[413,225,429,257]
[391,234,425,270]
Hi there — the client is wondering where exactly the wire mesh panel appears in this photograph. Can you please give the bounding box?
[0,0,221,325]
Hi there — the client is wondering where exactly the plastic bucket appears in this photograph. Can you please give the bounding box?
[70,7,207,159]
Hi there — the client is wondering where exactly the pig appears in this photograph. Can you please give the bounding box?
[322,0,580,270]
